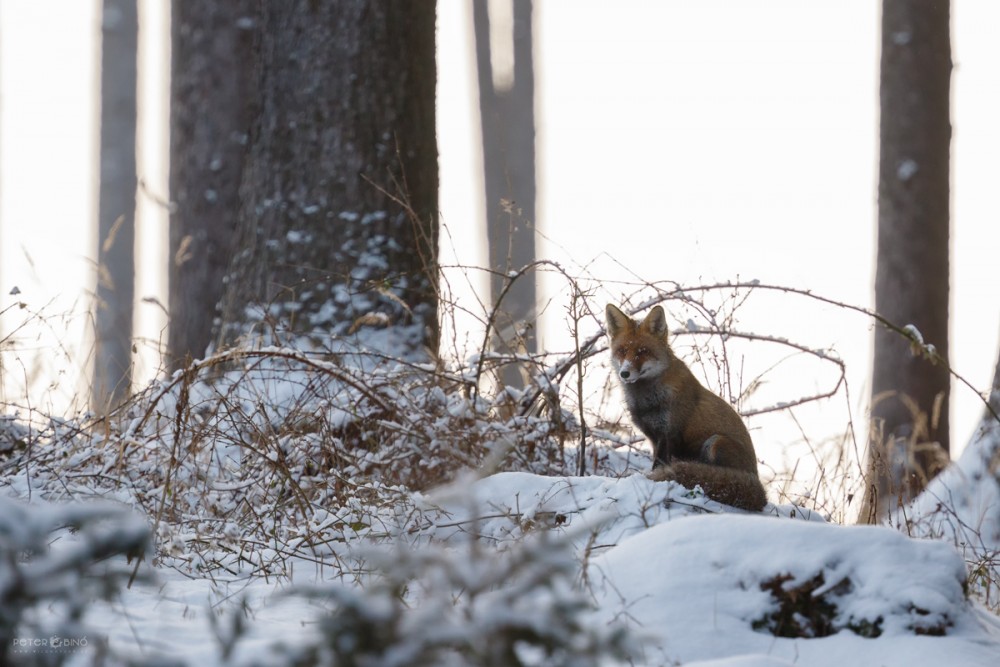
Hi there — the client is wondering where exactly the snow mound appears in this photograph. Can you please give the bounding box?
[902,414,1000,604]
[417,471,823,554]
[5,471,1000,666]
[590,513,997,666]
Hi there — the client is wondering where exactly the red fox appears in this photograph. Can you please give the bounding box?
[606,304,767,511]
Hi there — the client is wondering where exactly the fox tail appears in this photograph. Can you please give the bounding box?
[650,461,767,512]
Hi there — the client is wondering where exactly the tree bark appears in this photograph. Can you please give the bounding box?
[473,0,537,389]
[984,331,1000,422]
[168,0,258,369]
[217,0,438,355]
[866,0,952,522]
[94,0,137,411]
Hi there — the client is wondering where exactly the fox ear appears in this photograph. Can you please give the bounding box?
[641,306,668,337]
[605,304,631,337]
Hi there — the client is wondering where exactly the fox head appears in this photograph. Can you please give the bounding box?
[605,304,672,383]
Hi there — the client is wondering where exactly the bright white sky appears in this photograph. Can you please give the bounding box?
[1,1,998,496]
[442,0,1000,488]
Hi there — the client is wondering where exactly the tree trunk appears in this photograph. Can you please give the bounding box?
[93,0,137,411]
[168,0,258,369]
[473,0,537,389]
[866,0,952,522]
[986,334,1000,420]
[217,0,438,355]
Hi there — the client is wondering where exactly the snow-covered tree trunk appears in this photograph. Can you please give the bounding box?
[93,0,137,411]
[217,0,439,355]
[167,0,258,369]
[473,0,537,390]
[866,0,952,522]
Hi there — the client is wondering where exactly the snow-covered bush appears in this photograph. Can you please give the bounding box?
[0,333,634,579]
[251,524,636,667]
[0,496,149,665]
[1,277,1000,664]
[0,278,866,578]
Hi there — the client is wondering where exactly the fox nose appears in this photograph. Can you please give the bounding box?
[619,369,631,380]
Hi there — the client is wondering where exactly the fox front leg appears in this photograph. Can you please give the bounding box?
[652,438,674,468]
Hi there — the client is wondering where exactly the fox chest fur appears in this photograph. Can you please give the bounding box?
[619,370,696,462]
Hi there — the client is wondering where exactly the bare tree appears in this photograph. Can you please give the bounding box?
[217,0,438,355]
[93,0,137,410]
[473,0,537,389]
[168,1,258,369]
[866,0,952,522]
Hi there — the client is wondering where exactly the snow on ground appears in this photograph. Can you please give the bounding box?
[1,326,998,664]
[422,472,1000,666]
[11,471,992,665]
[900,410,1000,604]
[590,513,1000,666]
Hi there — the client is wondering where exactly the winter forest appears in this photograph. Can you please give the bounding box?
[1,0,999,665]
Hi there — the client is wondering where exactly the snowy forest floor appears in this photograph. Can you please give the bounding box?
[1,299,1000,666]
